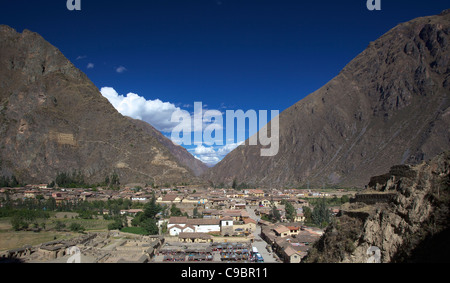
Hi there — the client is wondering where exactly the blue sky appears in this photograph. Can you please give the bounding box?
[1,0,448,165]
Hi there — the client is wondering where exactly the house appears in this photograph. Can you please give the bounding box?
[246,189,265,197]
[80,192,93,201]
[234,202,246,210]
[120,209,144,216]
[294,211,306,222]
[286,226,300,237]
[166,217,229,236]
[157,194,182,204]
[221,210,242,221]
[209,197,227,206]
[220,217,234,236]
[167,217,190,236]
[259,198,271,207]
[202,209,221,219]
[283,246,303,263]
[245,197,260,206]
[273,237,310,263]
[131,196,148,202]
[178,232,213,243]
[24,190,37,199]
[273,225,290,238]
[189,219,221,234]
[181,193,208,204]
[234,218,257,235]
[169,224,195,236]
[52,192,63,198]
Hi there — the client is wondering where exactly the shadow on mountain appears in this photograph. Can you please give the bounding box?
[402,227,450,263]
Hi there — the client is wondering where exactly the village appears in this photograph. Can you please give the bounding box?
[0,184,355,263]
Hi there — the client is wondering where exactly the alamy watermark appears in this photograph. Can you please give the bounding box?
[170,102,280,157]
[66,246,82,263]
[367,0,381,11]
[366,246,381,263]
[67,0,81,11]
[67,1,381,12]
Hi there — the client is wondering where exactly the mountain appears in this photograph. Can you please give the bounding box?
[0,25,207,186]
[302,151,450,263]
[204,10,450,188]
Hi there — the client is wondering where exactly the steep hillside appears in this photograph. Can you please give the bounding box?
[0,25,207,185]
[303,151,450,263]
[204,10,450,188]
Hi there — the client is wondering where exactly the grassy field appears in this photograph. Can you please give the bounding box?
[120,226,148,235]
[0,212,114,252]
[0,229,76,252]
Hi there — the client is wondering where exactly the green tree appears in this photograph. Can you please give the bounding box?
[232,179,237,189]
[283,200,296,222]
[108,217,124,231]
[311,197,331,228]
[55,221,66,231]
[193,206,199,218]
[10,215,26,231]
[270,206,281,223]
[142,218,159,235]
[303,206,312,223]
[143,195,161,219]
[341,195,350,204]
[170,203,182,217]
[9,175,19,187]
[69,223,85,233]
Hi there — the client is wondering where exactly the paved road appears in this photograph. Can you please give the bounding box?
[246,206,280,263]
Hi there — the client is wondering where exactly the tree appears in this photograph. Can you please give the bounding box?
[10,215,26,231]
[160,221,168,235]
[341,195,350,204]
[170,204,182,217]
[131,194,162,234]
[270,206,281,223]
[108,217,124,231]
[142,218,159,235]
[283,200,296,222]
[144,195,161,219]
[131,212,144,227]
[9,175,19,187]
[311,197,331,228]
[232,179,237,189]
[303,206,312,223]
[193,206,199,218]
[69,223,85,233]
[55,221,66,231]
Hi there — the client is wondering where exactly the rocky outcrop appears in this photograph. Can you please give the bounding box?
[303,151,450,263]
[0,25,207,185]
[204,10,450,188]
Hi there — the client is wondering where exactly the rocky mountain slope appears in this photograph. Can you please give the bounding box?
[0,25,207,185]
[303,151,450,263]
[204,10,450,188]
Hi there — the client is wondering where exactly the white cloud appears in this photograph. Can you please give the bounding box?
[190,142,243,166]
[100,87,182,133]
[194,145,217,155]
[87,63,94,69]
[116,66,127,73]
[192,145,220,165]
[100,87,242,166]
[195,155,221,165]
[217,142,244,155]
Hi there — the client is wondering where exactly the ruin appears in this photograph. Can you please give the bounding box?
[351,192,397,205]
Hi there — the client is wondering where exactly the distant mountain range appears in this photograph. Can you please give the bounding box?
[0,25,207,186]
[203,10,450,188]
[1,10,449,188]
